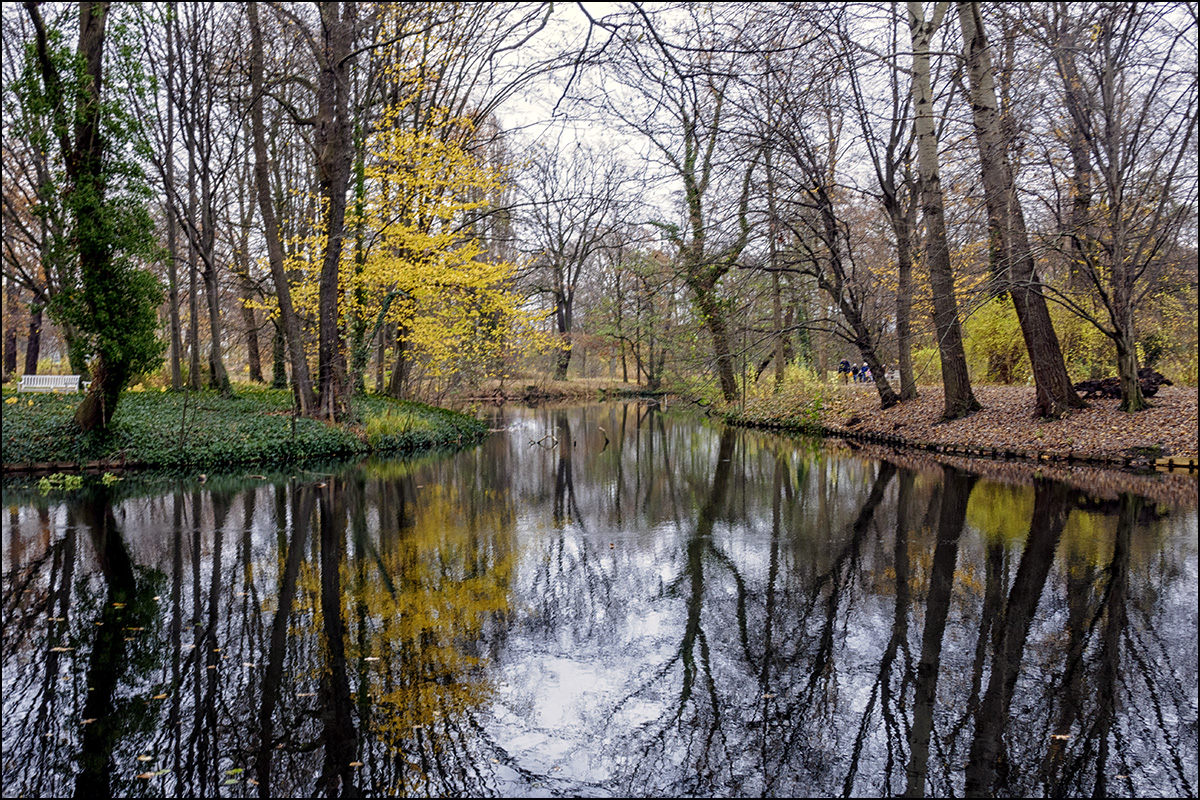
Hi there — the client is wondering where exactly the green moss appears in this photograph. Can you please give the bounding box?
[1,386,487,469]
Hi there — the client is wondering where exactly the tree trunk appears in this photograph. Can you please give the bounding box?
[387,323,410,398]
[958,1,1083,419]
[186,157,202,391]
[202,254,231,395]
[908,1,979,420]
[271,320,287,389]
[23,305,42,376]
[241,274,263,383]
[68,2,116,430]
[248,2,314,414]
[890,199,919,400]
[691,282,738,403]
[164,18,182,391]
[313,1,357,421]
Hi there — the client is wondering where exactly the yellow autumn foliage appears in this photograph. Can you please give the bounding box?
[280,101,549,393]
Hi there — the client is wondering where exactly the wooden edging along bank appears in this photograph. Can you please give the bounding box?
[3,455,146,476]
[728,418,1199,474]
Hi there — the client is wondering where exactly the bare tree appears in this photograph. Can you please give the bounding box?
[518,141,631,380]
[248,1,316,414]
[908,1,980,419]
[589,3,763,404]
[743,6,900,409]
[956,1,1084,419]
[1031,2,1197,411]
[841,3,922,401]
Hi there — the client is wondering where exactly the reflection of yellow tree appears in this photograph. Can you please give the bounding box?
[280,477,514,794]
[352,483,513,759]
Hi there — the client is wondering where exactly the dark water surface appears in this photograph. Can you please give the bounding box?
[3,401,1197,798]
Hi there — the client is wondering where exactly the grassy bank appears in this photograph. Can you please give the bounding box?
[1,385,488,471]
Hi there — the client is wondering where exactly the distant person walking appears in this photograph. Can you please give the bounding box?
[838,358,851,384]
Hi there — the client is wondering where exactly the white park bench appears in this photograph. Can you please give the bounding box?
[17,374,90,393]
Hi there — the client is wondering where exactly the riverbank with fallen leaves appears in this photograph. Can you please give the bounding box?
[727,383,1198,468]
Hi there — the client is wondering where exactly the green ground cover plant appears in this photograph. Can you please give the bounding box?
[1,385,487,469]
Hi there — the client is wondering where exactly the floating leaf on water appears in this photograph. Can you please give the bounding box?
[762,693,777,699]
[111,603,125,608]
[81,718,97,724]
[349,762,363,767]
[136,772,156,779]
[243,662,257,667]
[48,646,74,652]
[125,627,144,631]
[297,692,317,697]
[226,768,244,775]
[248,778,259,786]
[207,665,217,670]
[152,694,168,700]
[223,778,239,785]
[1051,734,1071,741]
[153,596,161,601]
[155,769,170,776]
[49,617,66,622]
[137,755,154,762]
[364,657,380,662]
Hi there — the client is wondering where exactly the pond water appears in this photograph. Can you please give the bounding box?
[2,401,1197,798]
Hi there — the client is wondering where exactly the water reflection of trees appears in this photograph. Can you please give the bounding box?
[504,408,1196,798]
[1,403,1196,798]
[1,458,518,798]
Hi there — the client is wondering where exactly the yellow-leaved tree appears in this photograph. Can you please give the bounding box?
[284,102,546,401]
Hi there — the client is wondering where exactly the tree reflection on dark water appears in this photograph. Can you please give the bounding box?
[2,402,1196,798]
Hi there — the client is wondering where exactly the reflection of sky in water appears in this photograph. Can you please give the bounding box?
[2,401,1197,798]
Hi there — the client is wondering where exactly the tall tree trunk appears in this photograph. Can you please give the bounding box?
[186,157,202,391]
[164,18,182,390]
[908,1,979,420]
[767,151,786,389]
[890,197,919,400]
[235,166,264,384]
[313,1,357,420]
[199,158,230,395]
[62,2,123,429]
[241,274,263,383]
[958,2,1083,419]
[248,2,314,414]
